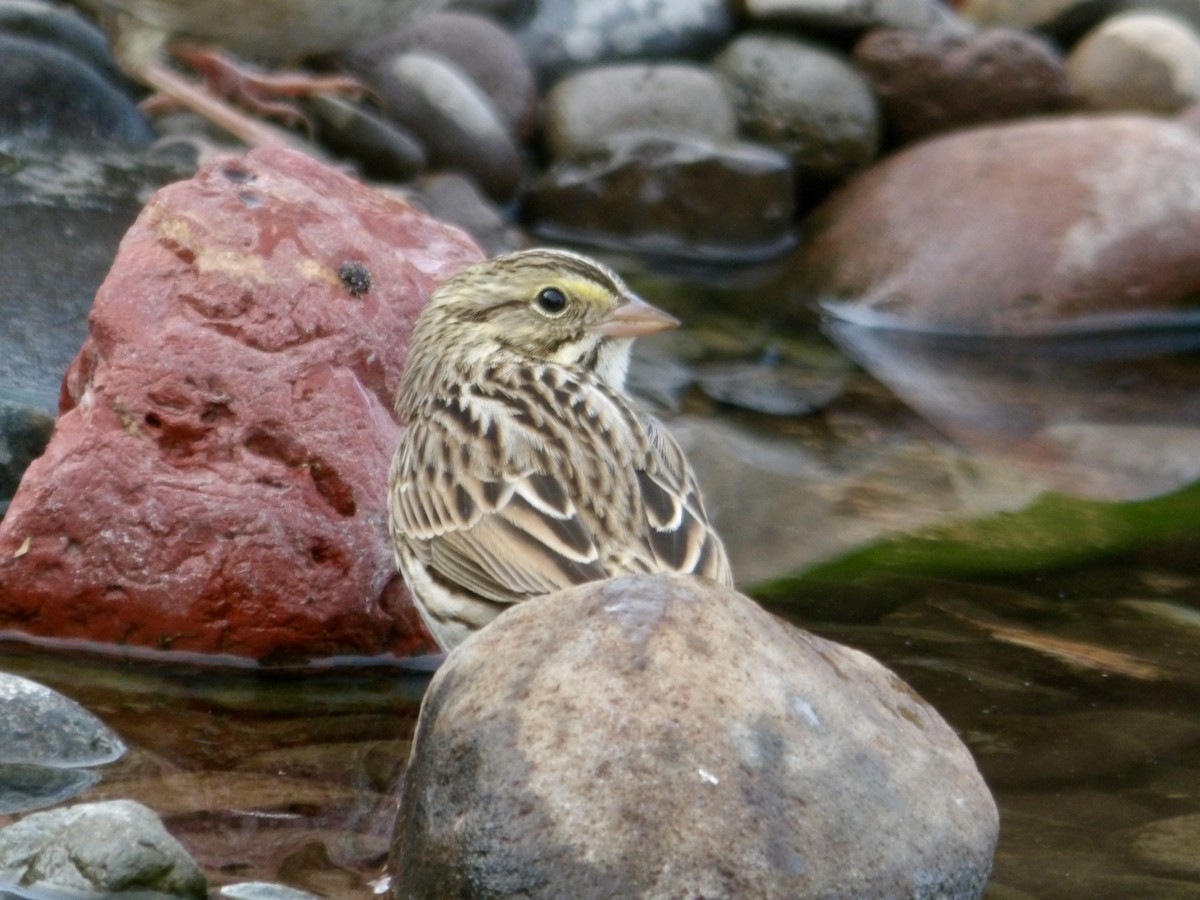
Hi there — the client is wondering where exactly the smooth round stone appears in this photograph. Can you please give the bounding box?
[543,63,737,159]
[0,0,129,87]
[1067,11,1200,113]
[515,0,734,83]
[529,132,795,262]
[0,33,152,144]
[306,92,426,181]
[853,27,1068,143]
[369,50,521,199]
[0,763,100,816]
[0,799,206,897]
[391,575,998,899]
[0,669,125,769]
[793,115,1200,334]
[714,33,879,181]
[742,0,958,30]
[346,11,538,140]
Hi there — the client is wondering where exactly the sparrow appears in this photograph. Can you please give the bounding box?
[388,248,733,651]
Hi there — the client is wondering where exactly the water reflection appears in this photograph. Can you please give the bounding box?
[825,322,1200,501]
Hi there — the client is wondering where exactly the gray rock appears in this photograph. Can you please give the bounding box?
[368,50,522,199]
[0,146,191,513]
[0,34,152,144]
[0,673,125,768]
[347,11,539,140]
[411,172,527,255]
[529,132,795,262]
[714,33,880,182]
[743,0,960,30]
[515,0,735,83]
[1067,11,1200,113]
[0,799,206,898]
[0,673,124,815]
[543,63,737,159]
[0,0,132,92]
[853,27,1069,143]
[306,93,426,181]
[391,575,998,899]
[794,115,1200,334]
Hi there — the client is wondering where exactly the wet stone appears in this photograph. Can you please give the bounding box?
[367,50,521,199]
[742,0,958,30]
[306,93,426,182]
[0,799,206,898]
[347,11,539,140]
[853,27,1069,143]
[529,132,795,263]
[714,33,880,183]
[543,63,737,160]
[393,575,998,899]
[515,0,734,83]
[0,673,125,768]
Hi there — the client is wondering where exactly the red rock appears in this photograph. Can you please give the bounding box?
[0,148,482,664]
[794,115,1200,334]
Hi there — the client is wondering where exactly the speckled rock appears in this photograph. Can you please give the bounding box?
[714,33,879,182]
[529,132,795,262]
[391,575,998,899]
[795,115,1200,334]
[1067,11,1200,113]
[543,63,736,159]
[346,11,539,140]
[364,50,522,199]
[0,799,206,897]
[0,147,482,664]
[854,27,1069,143]
[515,0,735,83]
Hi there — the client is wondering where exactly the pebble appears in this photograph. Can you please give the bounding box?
[742,0,959,31]
[542,63,737,159]
[1067,11,1200,113]
[367,50,522,199]
[305,93,426,181]
[347,11,539,140]
[529,132,795,262]
[514,0,735,83]
[0,799,206,897]
[411,171,528,255]
[714,33,880,183]
[853,26,1069,143]
[0,34,152,144]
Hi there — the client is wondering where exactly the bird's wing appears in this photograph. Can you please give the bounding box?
[635,417,734,586]
[389,403,607,606]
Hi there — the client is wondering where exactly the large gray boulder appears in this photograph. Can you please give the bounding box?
[391,575,998,898]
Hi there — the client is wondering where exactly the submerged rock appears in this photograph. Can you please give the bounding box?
[0,799,205,898]
[392,575,998,899]
[796,115,1200,334]
[0,147,482,664]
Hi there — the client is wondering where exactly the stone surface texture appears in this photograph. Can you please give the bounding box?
[391,575,998,899]
[853,26,1069,143]
[795,115,1200,334]
[0,147,482,663]
[0,799,206,897]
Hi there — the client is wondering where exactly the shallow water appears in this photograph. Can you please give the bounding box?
[3,279,1200,897]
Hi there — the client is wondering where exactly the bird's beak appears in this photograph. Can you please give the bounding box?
[590,294,681,338]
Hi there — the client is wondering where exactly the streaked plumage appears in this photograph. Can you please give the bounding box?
[389,248,732,651]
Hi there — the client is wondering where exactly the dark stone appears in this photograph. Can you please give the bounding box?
[854,27,1070,143]
[529,132,795,263]
[306,92,426,181]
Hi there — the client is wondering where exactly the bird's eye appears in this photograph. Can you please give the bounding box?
[535,287,568,315]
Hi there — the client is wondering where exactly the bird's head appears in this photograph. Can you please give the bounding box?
[409,249,680,390]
